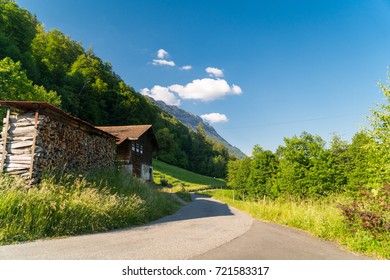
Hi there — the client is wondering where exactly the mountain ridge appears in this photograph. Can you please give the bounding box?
[147,97,246,159]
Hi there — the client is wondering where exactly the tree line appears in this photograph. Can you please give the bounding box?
[228,78,390,200]
[227,82,390,242]
[0,0,231,178]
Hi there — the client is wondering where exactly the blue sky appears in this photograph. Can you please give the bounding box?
[16,0,390,155]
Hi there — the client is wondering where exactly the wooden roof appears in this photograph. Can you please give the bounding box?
[97,125,159,149]
[0,101,117,139]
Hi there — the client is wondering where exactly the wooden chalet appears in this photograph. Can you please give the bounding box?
[0,101,117,183]
[97,125,159,181]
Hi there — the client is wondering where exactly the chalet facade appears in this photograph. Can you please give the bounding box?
[97,125,159,181]
[0,101,117,183]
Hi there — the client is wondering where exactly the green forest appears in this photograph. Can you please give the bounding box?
[0,0,231,179]
[227,84,390,199]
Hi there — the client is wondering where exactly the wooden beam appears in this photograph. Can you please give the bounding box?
[29,110,39,180]
[0,107,10,172]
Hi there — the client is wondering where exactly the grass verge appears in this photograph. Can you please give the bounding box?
[0,168,181,245]
[204,189,389,259]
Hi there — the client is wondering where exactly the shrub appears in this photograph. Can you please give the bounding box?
[338,185,390,238]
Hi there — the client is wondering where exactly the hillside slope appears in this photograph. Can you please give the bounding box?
[0,0,231,178]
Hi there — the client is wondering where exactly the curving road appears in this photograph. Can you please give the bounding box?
[0,194,370,260]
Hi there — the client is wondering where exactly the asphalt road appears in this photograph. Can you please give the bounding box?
[0,194,370,260]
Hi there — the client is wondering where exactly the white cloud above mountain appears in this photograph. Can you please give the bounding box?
[140,86,181,106]
[141,78,242,105]
[201,113,229,123]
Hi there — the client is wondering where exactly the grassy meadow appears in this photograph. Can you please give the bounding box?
[205,189,389,259]
[0,168,180,245]
[153,159,226,193]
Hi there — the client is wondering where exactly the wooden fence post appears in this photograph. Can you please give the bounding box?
[0,107,11,172]
[29,110,39,180]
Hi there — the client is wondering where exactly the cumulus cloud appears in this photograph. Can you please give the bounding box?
[231,84,242,94]
[140,86,180,106]
[181,65,192,70]
[168,78,242,102]
[152,59,175,67]
[201,113,229,123]
[205,67,224,78]
[157,49,169,59]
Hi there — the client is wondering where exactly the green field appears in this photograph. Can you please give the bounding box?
[153,159,226,192]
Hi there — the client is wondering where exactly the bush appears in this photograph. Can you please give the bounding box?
[159,175,169,187]
[338,185,390,238]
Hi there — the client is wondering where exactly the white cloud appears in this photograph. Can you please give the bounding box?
[168,78,242,102]
[152,59,175,67]
[205,67,224,78]
[181,65,192,70]
[140,86,180,106]
[231,84,242,94]
[157,49,169,59]
[201,113,229,123]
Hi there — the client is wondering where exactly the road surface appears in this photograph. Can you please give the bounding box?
[0,194,369,260]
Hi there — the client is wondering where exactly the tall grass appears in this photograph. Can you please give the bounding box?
[205,189,389,259]
[0,169,180,245]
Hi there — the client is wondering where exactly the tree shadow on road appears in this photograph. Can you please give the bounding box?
[150,194,234,225]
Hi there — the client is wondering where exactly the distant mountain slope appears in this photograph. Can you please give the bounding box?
[148,97,246,159]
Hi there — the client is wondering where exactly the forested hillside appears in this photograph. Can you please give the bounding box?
[0,0,230,178]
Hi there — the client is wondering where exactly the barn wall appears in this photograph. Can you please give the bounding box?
[117,141,131,163]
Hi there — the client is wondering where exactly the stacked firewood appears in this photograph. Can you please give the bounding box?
[0,112,42,179]
[33,115,116,180]
[1,112,116,183]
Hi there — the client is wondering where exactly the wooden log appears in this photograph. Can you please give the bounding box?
[7,169,30,175]
[6,154,32,161]
[5,156,31,162]
[0,145,34,153]
[6,141,33,149]
[8,119,37,125]
[8,126,36,135]
[5,162,30,169]
[6,136,34,142]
